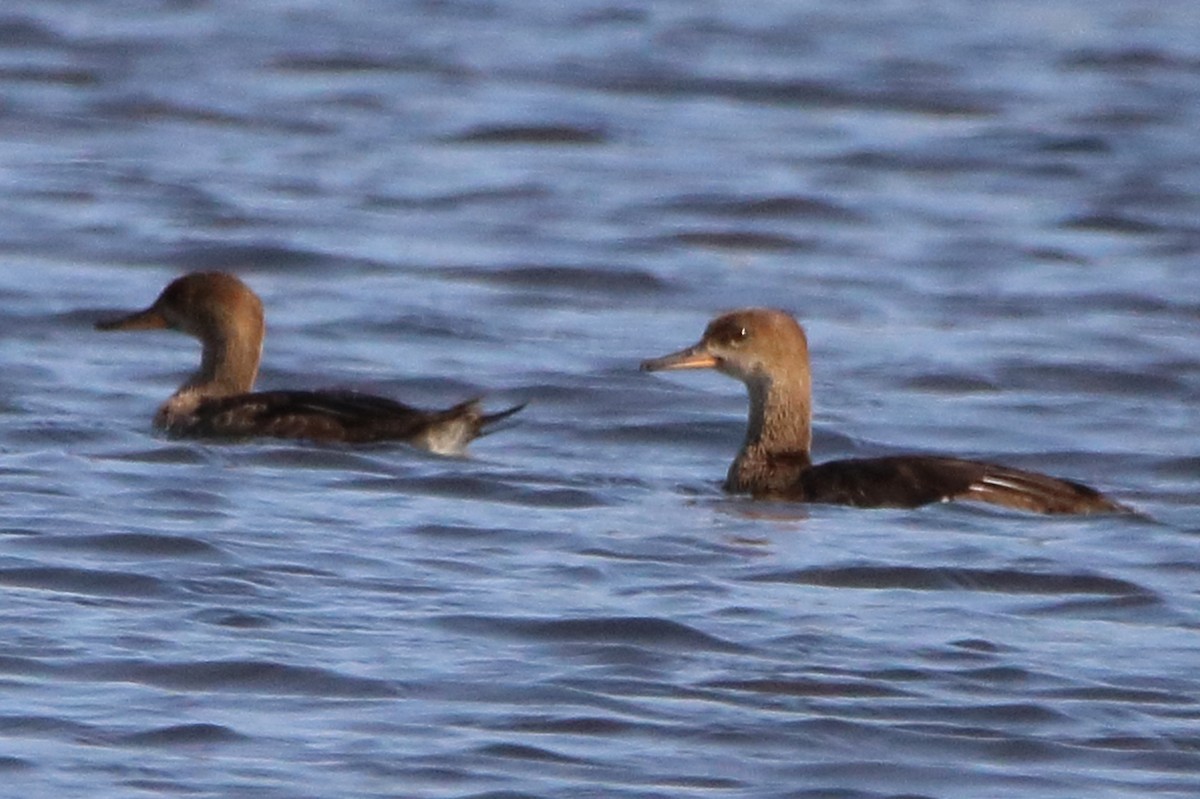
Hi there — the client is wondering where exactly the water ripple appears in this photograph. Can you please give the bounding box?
[80,659,401,698]
[445,125,609,145]
[437,615,747,653]
[748,565,1152,596]
[16,532,223,559]
[0,566,170,598]
[118,722,246,747]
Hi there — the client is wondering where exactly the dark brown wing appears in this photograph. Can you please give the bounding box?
[171,390,523,453]
[793,455,1125,515]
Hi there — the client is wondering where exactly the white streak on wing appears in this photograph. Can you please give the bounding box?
[977,474,1031,493]
[963,477,1025,502]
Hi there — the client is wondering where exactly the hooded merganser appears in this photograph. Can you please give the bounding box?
[642,308,1126,514]
[97,271,522,454]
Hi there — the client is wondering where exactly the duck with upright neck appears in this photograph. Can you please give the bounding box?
[96,271,522,454]
[641,308,1126,514]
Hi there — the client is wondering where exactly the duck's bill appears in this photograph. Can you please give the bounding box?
[95,306,168,331]
[640,344,718,372]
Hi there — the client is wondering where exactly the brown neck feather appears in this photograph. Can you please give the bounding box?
[727,368,814,494]
[178,319,262,400]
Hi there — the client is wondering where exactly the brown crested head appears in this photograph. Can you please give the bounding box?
[641,308,809,384]
[96,272,265,343]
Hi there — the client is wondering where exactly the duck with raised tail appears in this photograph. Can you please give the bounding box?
[641,308,1127,514]
[96,271,523,455]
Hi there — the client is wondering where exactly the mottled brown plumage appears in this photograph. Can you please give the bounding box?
[96,272,522,454]
[641,308,1126,514]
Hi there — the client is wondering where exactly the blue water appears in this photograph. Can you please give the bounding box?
[1,1,1198,797]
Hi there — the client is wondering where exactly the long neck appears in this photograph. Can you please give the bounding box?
[727,369,813,493]
[178,325,262,399]
[743,370,812,455]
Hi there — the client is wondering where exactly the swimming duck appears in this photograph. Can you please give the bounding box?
[96,271,522,454]
[641,308,1126,514]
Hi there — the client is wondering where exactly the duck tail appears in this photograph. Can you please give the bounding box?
[963,463,1129,515]
[481,402,527,430]
[414,399,526,455]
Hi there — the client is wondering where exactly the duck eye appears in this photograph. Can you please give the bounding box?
[707,320,750,348]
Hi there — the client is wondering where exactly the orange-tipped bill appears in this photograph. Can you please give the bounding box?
[95,306,169,332]
[640,344,718,372]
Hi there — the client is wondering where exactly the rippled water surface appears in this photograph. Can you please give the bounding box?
[2,1,1199,797]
